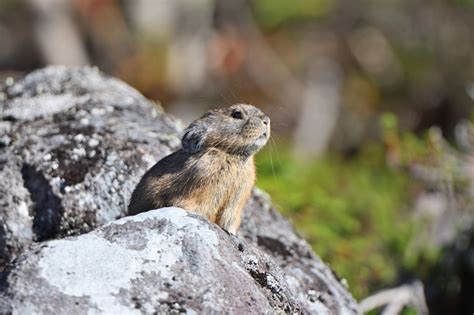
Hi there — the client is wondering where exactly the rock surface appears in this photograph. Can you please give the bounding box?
[0,66,182,266]
[0,67,360,314]
[3,208,303,314]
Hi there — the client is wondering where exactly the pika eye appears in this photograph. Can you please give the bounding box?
[231,110,243,119]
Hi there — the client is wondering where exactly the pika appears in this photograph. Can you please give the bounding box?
[128,104,270,234]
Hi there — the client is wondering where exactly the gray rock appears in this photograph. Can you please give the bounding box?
[3,208,303,314]
[0,66,182,266]
[240,190,360,314]
[0,66,360,314]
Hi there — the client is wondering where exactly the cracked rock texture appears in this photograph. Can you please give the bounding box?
[0,66,181,266]
[0,67,360,314]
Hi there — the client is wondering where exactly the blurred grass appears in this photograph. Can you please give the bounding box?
[252,0,333,29]
[256,141,415,299]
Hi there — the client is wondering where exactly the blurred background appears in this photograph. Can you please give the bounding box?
[1,0,474,313]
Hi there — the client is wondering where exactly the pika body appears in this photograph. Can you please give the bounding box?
[128,104,270,234]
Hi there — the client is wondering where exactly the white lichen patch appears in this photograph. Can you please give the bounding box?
[105,152,119,166]
[73,134,86,142]
[3,94,87,121]
[113,207,220,249]
[17,201,30,218]
[71,147,87,161]
[39,233,171,313]
[91,107,107,116]
[87,138,99,148]
[5,202,33,243]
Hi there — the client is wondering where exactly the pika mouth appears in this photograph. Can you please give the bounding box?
[255,132,269,146]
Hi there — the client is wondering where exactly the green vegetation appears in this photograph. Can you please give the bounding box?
[252,0,333,29]
[256,142,415,299]
[256,114,460,299]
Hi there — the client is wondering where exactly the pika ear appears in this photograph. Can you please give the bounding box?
[182,127,205,153]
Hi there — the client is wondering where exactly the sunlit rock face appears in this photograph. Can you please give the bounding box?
[0,66,182,266]
[3,208,300,314]
[0,67,360,314]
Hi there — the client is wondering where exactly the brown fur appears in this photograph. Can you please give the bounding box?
[128,104,270,234]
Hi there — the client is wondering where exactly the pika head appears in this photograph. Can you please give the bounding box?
[182,104,270,158]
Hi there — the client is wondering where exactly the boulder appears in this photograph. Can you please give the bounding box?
[0,66,182,266]
[3,208,303,314]
[0,67,360,314]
